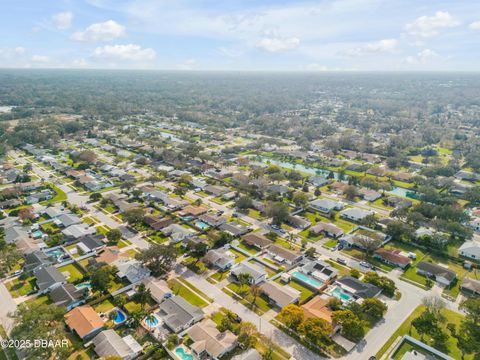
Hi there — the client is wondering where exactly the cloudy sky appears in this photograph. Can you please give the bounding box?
[1,0,480,71]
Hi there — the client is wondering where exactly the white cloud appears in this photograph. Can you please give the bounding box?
[176,58,196,70]
[93,44,156,61]
[256,36,300,52]
[14,47,26,55]
[341,38,398,56]
[52,11,73,30]
[31,55,50,63]
[71,20,125,42]
[405,11,459,38]
[404,49,438,64]
[469,21,480,30]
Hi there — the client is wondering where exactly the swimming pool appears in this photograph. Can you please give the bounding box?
[45,248,66,258]
[113,309,127,325]
[75,282,92,290]
[32,230,43,238]
[291,271,323,289]
[175,347,193,360]
[330,286,352,302]
[386,187,417,199]
[144,314,160,328]
[195,221,210,230]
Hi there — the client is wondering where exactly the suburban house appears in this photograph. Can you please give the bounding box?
[358,188,382,202]
[65,305,104,340]
[198,213,227,228]
[5,226,29,244]
[203,248,236,271]
[34,265,67,294]
[302,296,335,329]
[416,261,457,286]
[467,218,480,233]
[114,259,151,284]
[54,213,82,228]
[339,229,389,250]
[242,233,273,250]
[260,281,300,309]
[231,261,267,285]
[157,296,204,333]
[340,208,374,222]
[310,198,344,214]
[61,224,96,240]
[161,224,195,243]
[92,329,142,360]
[219,222,251,237]
[333,276,382,300]
[204,184,230,197]
[145,216,175,231]
[458,239,480,261]
[267,245,303,265]
[286,215,311,230]
[75,234,106,256]
[299,259,338,283]
[309,176,329,187]
[24,250,55,273]
[309,222,344,238]
[179,205,208,218]
[187,319,237,360]
[460,277,480,297]
[374,248,411,269]
[142,277,172,304]
[49,283,87,310]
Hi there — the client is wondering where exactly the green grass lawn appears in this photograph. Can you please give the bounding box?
[167,278,209,308]
[376,305,473,360]
[237,241,259,255]
[229,248,248,263]
[325,259,351,277]
[226,282,272,313]
[117,239,131,249]
[178,277,213,302]
[93,299,115,313]
[40,183,67,205]
[6,276,36,297]
[275,278,315,303]
[323,239,338,249]
[58,263,86,283]
[209,270,229,282]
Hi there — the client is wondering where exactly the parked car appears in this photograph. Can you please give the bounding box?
[336,257,347,265]
[360,261,373,268]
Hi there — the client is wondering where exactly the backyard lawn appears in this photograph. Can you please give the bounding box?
[93,299,115,313]
[58,263,86,283]
[275,278,315,303]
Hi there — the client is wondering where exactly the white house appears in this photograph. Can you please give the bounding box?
[458,239,480,261]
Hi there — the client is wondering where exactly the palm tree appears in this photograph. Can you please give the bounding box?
[250,285,261,311]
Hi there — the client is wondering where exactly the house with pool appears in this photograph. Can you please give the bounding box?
[49,283,87,311]
[328,276,381,303]
[65,305,105,340]
[290,259,338,291]
[185,319,237,360]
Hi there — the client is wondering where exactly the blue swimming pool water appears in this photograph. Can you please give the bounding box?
[75,282,92,290]
[32,230,43,238]
[181,215,194,221]
[331,287,352,302]
[45,248,65,258]
[195,221,210,230]
[114,310,127,324]
[386,187,417,199]
[175,347,193,360]
[292,271,323,289]
[144,315,159,327]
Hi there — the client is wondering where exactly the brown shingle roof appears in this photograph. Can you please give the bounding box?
[65,305,104,339]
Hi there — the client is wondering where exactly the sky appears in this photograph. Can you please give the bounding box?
[1,0,480,71]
